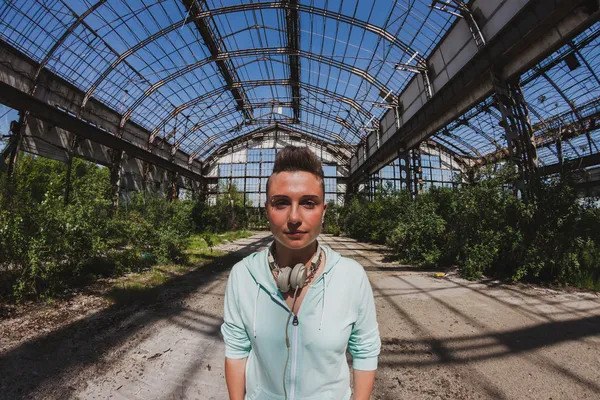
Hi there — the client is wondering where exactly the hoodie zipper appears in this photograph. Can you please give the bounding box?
[270,293,300,400]
[290,316,299,400]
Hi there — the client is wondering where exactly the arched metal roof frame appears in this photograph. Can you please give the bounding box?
[151,79,375,143]
[0,0,458,170]
[201,124,352,168]
[68,0,444,149]
[173,98,363,155]
[184,106,363,157]
[120,46,393,127]
[192,120,354,161]
[81,0,426,110]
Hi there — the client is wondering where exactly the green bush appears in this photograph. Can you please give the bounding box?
[387,195,446,268]
[0,154,202,301]
[339,165,600,289]
[342,185,410,243]
[191,184,253,233]
[323,200,342,235]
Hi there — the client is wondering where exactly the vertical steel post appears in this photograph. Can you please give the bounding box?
[109,149,124,213]
[492,73,538,197]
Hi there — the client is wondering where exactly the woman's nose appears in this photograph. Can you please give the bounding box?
[288,205,301,224]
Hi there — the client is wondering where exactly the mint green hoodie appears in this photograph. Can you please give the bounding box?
[221,245,381,400]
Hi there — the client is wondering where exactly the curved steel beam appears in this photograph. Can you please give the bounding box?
[82,1,421,109]
[181,0,253,121]
[33,0,107,92]
[120,47,392,127]
[149,79,375,143]
[175,100,363,154]
[431,135,472,158]
[201,124,350,166]
[460,120,502,150]
[538,70,594,155]
[437,128,482,157]
[194,119,355,162]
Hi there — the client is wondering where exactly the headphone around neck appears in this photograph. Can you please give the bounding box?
[267,242,322,293]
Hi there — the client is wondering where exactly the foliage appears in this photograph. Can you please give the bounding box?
[387,194,446,268]
[192,183,253,233]
[0,153,247,302]
[342,183,411,243]
[339,165,600,289]
[323,200,342,236]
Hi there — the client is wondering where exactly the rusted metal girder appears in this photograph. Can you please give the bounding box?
[181,0,253,122]
[81,1,419,111]
[492,73,539,195]
[475,97,600,167]
[150,79,376,146]
[0,81,204,183]
[120,47,390,128]
[285,0,301,122]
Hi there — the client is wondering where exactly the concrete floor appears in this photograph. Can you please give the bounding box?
[4,233,600,399]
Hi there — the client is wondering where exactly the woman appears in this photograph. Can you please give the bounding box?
[221,146,381,400]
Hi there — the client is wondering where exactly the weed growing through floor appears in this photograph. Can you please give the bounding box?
[103,231,251,304]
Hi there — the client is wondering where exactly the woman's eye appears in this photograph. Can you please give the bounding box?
[273,201,289,208]
[302,201,316,209]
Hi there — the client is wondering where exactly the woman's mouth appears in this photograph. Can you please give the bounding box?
[284,231,307,237]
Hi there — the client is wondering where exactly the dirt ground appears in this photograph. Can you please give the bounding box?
[1,233,600,399]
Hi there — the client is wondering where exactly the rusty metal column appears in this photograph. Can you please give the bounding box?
[410,146,423,196]
[167,170,179,200]
[5,115,24,181]
[492,73,538,196]
[398,150,412,193]
[63,135,81,206]
[109,150,124,213]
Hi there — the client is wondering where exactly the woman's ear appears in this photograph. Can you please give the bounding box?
[322,202,327,223]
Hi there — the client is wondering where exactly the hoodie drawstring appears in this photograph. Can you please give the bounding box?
[319,272,327,330]
[253,283,260,338]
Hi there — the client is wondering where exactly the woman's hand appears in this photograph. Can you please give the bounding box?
[353,369,376,400]
[225,357,247,400]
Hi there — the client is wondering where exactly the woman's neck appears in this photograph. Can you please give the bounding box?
[274,241,319,268]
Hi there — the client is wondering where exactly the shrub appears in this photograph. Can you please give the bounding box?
[387,196,446,268]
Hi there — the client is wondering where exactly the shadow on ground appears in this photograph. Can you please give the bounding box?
[0,235,271,399]
[374,276,600,399]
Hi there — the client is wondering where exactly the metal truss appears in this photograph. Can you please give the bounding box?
[150,79,377,143]
[120,47,393,128]
[431,1,486,49]
[284,0,301,122]
[181,0,253,121]
[81,1,423,110]
[201,124,351,168]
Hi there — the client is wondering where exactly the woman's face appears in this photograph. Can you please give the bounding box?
[265,171,327,251]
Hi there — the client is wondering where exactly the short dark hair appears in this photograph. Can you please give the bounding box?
[266,146,325,196]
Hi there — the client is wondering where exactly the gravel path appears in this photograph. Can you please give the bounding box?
[2,232,600,399]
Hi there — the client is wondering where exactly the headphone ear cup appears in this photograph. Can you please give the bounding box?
[277,267,292,292]
[289,263,307,290]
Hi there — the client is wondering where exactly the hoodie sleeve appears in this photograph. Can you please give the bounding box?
[348,268,381,370]
[221,265,252,359]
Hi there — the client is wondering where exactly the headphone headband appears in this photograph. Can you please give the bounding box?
[267,241,322,273]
